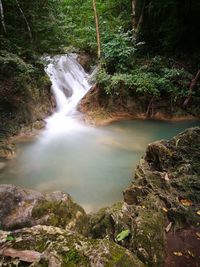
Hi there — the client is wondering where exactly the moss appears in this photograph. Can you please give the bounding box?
[0,225,144,266]
[32,199,86,230]
[61,249,89,267]
[105,241,145,267]
[134,194,165,266]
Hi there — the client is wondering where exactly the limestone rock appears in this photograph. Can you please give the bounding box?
[0,225,145,267]
[0,184,88,234]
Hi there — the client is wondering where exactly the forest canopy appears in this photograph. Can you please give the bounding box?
[1,0,200,56]
[0,0,200,106]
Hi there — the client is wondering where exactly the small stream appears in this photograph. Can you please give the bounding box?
[0,55,199,212]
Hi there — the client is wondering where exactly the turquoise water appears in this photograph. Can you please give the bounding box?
[0,120,199,212]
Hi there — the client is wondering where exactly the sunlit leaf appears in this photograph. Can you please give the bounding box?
[165,222,172,233]
[196,210,200,216]
[195,232,200,238]
[180,199,193,206]
[187,250,195,258]
[173,251,183,256]
[116,230,130,242]
[162,207,168,213]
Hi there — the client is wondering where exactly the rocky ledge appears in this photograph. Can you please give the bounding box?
[89,127,200,266]
[78,85,200,126]
[0,127,200,266]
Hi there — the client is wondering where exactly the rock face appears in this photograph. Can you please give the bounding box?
[78,85,200,125]
[77,53,92,72]
[89,127,200,267]
[0,185,88,235]
[0,225,145,267]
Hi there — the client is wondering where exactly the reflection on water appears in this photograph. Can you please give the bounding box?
[0,120,199,212]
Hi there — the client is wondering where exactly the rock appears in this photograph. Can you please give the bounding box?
[0,162,6,171]
[89,127,200,266]
[0,225,145,267]
[89,198,165,266]
[123,185,148,205]
[122,127,200,265]
[77,53,92,72]
[0,143,16,160]
[0,184,88,234]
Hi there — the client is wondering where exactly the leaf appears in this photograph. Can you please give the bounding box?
[195,232,200,238]
[6,235,15,241]
[187,250,195,258]
[164,173,170,181]
[173,251,183,256]
[196,210,200,216]
[180,199,193,207]
[165,222,172,233]
[162,207,168,213]
[116,230,130,242]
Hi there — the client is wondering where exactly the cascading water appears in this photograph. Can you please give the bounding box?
[45,54,91,133]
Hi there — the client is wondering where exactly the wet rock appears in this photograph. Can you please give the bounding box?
[0,162,6,171]
[0,184,88,234]
[0,143,16,160]
[77,53,92,72]
[0,225,145,267]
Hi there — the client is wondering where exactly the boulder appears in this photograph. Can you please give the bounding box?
[0,184,88,235]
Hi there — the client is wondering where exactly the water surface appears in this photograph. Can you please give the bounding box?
[0,119,199,212]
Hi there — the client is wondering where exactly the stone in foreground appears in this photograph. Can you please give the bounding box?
[0,225,145,267]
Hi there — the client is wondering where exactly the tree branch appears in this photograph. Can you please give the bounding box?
[183,69,200,107]
[15,0,33,44]
[0,0,6,33]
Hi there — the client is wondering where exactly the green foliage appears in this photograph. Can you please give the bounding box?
[102,28,136,73]
[6,235,15,241]
[0,0,69,54]
[116,229,130,242]
[96,56,195,100]
[0,51,34,76]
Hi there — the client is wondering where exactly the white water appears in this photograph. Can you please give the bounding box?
[45,54,91,133]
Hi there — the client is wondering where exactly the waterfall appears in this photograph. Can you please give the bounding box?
[44,54,91,133]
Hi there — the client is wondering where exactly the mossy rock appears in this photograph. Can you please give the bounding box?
[0,185,89,235]
[119,127,200,265]
[0,225,145,267]
[134,194,165,266]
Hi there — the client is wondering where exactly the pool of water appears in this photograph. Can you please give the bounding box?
[0,119,199,212]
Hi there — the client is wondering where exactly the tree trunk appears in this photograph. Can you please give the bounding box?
[132,0,137,30]
[183,69,200,107]
[15,0,33,44]
[0,0,6,33]
[92,0,101,59]
[136,0,146,32]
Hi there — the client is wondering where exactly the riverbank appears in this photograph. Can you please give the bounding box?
[0,127,199,266]
[82,109,198,126]
[78,79,200,126]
